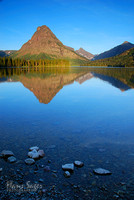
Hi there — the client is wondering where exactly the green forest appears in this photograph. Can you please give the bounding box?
[82,48,134,67]
[0,57,70,68]
[0,47,134,67]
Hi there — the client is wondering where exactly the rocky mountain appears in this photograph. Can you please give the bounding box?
[0,50,16,57]
[94,41,134,60]
[12,25,87,65]
[76,48,94,60]
[64,45,74,52]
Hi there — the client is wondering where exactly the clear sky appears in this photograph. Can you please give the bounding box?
[0,0,134,54]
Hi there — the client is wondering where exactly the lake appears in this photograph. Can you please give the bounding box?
[0,67,134,199]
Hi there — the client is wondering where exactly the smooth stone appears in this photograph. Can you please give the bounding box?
[25,158,35,165]
[1,150,14,158]
[64,171,71,178]
[38,150,45,157]
[0,168,2,172]
[28,149,39,159]
[93,168,112,175]
[74,161,84,167]
[62,163,74,172]
[29,146,39,151]
[7,156,16,163]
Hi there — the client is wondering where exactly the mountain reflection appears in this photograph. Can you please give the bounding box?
[0,67,134,104]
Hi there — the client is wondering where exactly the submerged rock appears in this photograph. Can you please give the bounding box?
[7,156,16,163]
[28,149,39,159]
[38,150,45,157]
[62,163,74,172]
[93,168,112,175]
[25,158,35,165]
[74,161,84,167]
[1,150,14,158]
[29,146,39,151]
[64,171,71,178]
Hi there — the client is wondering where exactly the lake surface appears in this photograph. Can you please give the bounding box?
[0,67,134,199]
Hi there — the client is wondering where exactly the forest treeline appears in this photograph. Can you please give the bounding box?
[82,48,134,67]
[0,57,70,67]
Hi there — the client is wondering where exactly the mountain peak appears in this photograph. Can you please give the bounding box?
[13,25,87,64]
[37,25,50,31]
[94,41,134,60]
[122,41,129,45]
[79,47,84,50]
[76,48,94,60]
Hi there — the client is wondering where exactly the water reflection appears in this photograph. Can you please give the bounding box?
[0,67,134,104]
[1,67,134,199]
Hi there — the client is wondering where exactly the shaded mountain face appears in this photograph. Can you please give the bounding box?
[12,25,87,64]
[94,41,134,60]
[85,47,134,67]
[76,48,94,60]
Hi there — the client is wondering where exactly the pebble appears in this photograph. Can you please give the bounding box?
[62,163,74,172]
[74,161,84,167]
[1,150,14,158]
[29,146,39,151]
[7,156,17,163]
[28,149,39,159]
[93,168,112,175]
[64,171,71,178]
[25,158,35,165]
[38,150,45,157]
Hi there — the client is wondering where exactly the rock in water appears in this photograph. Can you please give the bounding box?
[28,149,39,159]
[38,150,45,157]
[1,150,14,158]
[64,171,71,178]
[74,161,84,167]
[7,156,16,163]
[93,168,111,175]
[62,164,74,172]
[29,146,39,151]
[25,158,35,165]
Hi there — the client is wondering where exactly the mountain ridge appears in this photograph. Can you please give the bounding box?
[76,48,94,60]
[12,25,88,65]
[94,41,134,60]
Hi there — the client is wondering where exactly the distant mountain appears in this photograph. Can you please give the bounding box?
[0,50,16,57]
[94,41,134,60]
[84,47,134,67]
[12,25,87,65]
[76,48,94,60]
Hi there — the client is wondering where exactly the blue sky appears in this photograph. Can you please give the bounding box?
[0,0,134,54]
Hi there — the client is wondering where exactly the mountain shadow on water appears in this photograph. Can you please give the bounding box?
[92,72,131,91]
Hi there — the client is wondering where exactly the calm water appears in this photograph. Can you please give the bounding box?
[0,67,134,199]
